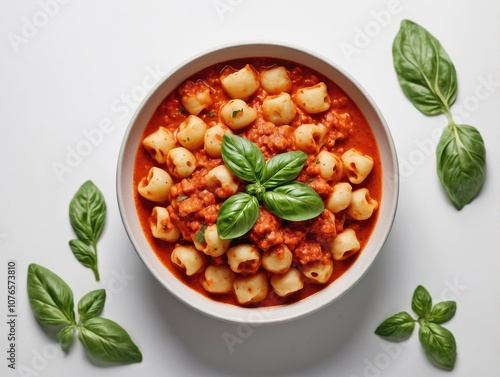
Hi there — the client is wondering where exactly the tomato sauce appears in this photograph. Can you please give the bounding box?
[133,58,382,307]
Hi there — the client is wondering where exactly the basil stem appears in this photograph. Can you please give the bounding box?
[393,19,486,210]
[375,285,457,370]
[69,180,106,280]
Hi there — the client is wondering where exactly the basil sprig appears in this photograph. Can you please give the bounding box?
[217,134,324,239]
[27,264,142,363]
[393,19,486,210]
[375,285,457,370]
[69,180,106,281]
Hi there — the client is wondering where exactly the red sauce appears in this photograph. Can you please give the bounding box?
[133,58,382,307]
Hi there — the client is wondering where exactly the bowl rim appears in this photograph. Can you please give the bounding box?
[116,41,399,324]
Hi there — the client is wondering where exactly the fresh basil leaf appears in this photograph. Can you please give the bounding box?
[78,317,142,363]
[69,239,96,270]
[419,322,457,370]
[69,180,107,245]
[411,285,432,318]
[58,325,75,352]
[393,19,457,116]
[262,182,324,221]
[78,289,106,321]
[217,193,260,239]
[221,134,264,182]
[27,264,76,326]
[436,124,486,210]
[260,150,308,188]
[428,301,457,324]
[374,311,415,341]
[194,223,206,244]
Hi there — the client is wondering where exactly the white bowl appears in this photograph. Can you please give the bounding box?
[117,42,399,324]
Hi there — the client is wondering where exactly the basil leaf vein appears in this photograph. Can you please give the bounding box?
[374,311,415,341]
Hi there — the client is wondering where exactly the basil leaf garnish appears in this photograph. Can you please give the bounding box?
[374,311,415,341]
[221,134,264,182]
[419,322,457,370]
[393,19,457,116]
[217,193,260,239]
[27,264,142,364]
[78,317,143,363]
[27,264,76,326]
[427,301,457,324]
[436,124,486,210]
[78,289,106,321]
[411,285,432,318]
[262,182,324,221]
[260,150,307,188]
[392,19,486,209]
[69,180,106,280]
[375,285,457,370]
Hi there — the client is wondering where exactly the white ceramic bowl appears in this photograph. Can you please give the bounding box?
[117,42,399,324]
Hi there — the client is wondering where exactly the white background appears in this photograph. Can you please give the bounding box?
[1,0,499,376]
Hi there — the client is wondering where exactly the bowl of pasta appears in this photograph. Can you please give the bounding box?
[117,42,398,324]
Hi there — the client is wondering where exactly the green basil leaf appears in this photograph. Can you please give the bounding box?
[194,223,206,244]
[27,264,76,326]
[58,325,75,352]
[216,193,260,239]
[68,239,96,270]
[78,317,142,363]
[374,311,415,341]
[69,180,107,245]
[419,322,457,370]
[260,150,308,188]
[436,124,486,210]
[78,289,106,321]
[392,19,457,116]
[412,285,432,318]
[428,301,457,324]
[221,134,264,182]
[262,182,324,221]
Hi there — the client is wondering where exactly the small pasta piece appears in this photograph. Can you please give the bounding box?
[200,265,235,294]
[294,124,326,153]
[204,124,232,158]
[341,148,374,184]
[206,165,239,198]
[150,206,180,242]
[226,244,261,275]
[331,228,360,261]
[270,268,304,297]
[262,92,296,126]
[261,244,292,274]
[220,64,259,100]
[326,182,352,213]
[142,127,176,164]
[166,147,196,178]
[233,272,269,305]
[177,115,207,151]
[171,245,206,276]
[137,167,173,203]
[316,151,343,181]
[300,259,333,284]
[220,99,257,130]
[296,82,331,114]
[260,66,292,94]
[193,224,231,257]
[347,188,379,220]
[179,80,213,115]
